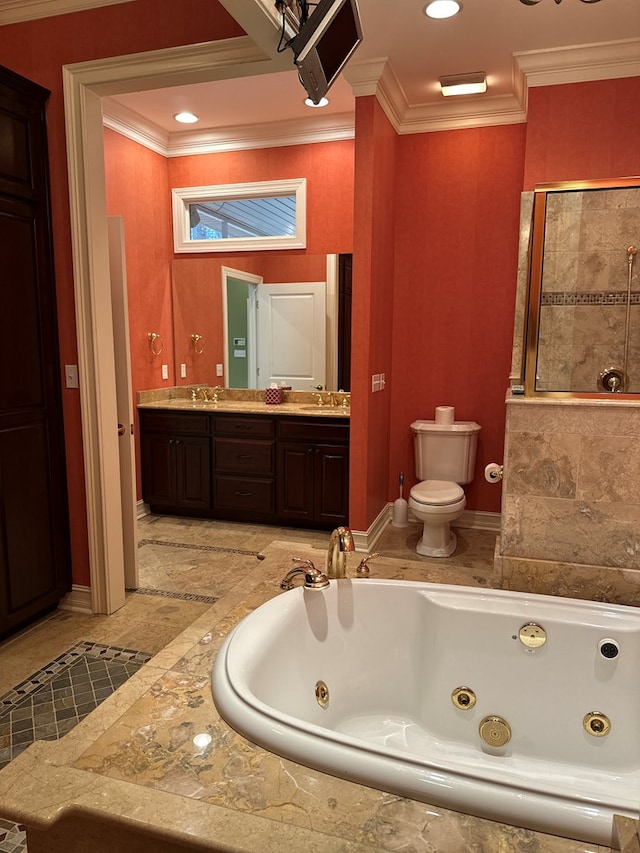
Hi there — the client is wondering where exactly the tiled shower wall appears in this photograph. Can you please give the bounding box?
[498,396,640,605]
[536,187,640,393]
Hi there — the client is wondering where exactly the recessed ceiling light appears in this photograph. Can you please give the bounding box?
[305,97,329,108]
[425,0,461,19]
[173,111,199,124]
[440,72,487,96]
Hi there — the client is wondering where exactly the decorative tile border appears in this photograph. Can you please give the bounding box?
[0,642,150,714]
[541,290,640,306]
[0,642,151,853]
[138,538,261,557]
[133,587,219,604]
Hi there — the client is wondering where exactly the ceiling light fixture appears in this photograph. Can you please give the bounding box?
[305,96,329,107]
[518,0,601,4]
[439,72,487,97]
[425,1,461,19]
[173,111,199,124]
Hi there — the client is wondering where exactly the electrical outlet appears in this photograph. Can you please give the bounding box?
[180,363,187,378]
[162,364,169,380]
[216,364,223,376]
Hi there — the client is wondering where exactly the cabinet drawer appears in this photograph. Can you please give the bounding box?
[214,475,274,514]
[140,410,211,435]
[214,415,275,438]
[215,438,274,476]
[277,418,349,444]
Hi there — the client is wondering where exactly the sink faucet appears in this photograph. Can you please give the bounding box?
[280,558,330,590]
[326,526,355,579]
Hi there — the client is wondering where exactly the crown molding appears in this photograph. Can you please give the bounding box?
[399,94,527,134]
[514,38,640,88]
[102,97,169,156]
[345,58,407,132]
[0,0,132,25]
[94,34,639,152]
[166,114,355,156]
[102,95,355,156]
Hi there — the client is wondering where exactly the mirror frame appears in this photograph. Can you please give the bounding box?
[172,178,307,253]
[524,176,640,398]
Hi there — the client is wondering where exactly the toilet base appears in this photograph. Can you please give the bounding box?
[416,523,457,558]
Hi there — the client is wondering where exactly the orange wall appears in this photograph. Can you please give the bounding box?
[104,129,175,496]
[388,123,527,516]
[350,97,398,529]
[523,78,640,189]
[168,142,355,256]
[0,1,243,586]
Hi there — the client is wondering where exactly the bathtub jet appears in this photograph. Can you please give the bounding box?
[211,579,640,845]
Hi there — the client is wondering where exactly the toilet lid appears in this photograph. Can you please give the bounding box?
[410,480,464,506]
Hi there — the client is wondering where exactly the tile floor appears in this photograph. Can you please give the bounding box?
[0,515,498,853]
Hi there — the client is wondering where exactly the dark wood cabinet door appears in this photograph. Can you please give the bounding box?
[314,444,350,525]
[141,431,176,508]
[276,441,316,522]
[0,66,71,639]
[174,435,211,511]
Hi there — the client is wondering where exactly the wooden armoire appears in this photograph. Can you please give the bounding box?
[0,65,71,640]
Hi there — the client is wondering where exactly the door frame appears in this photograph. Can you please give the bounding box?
[221,266,263,388]
[63,38,283,613]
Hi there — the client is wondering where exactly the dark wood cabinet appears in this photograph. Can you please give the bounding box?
[140,408,349,530]
[213,415,275,519]
[140,411,211,514]
[276,418,349,527]
[0,66,71,639]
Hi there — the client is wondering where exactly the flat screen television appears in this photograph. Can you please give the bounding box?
[289,0,363,104]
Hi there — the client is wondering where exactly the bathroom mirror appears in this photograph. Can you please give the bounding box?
[171,252,352,392]
[524,177,640,397]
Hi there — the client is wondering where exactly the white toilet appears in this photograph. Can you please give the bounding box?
[408,408,480,558]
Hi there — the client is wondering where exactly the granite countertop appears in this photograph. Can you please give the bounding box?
[137,387,350,419]
[0,543,612,853]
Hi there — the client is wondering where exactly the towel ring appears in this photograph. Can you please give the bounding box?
[148,331,163,356]
[191,333,205,355]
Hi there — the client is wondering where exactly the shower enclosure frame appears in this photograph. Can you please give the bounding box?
[523,175,640,398]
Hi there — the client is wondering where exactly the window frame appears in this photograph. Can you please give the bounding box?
[172,178,307,253]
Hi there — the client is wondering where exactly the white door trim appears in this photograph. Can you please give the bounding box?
[63,37,285,613]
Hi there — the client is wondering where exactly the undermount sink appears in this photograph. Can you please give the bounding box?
[297,405,348,414]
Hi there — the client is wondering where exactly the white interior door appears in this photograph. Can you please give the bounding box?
[108,216,138,590]
[257,282,326,390]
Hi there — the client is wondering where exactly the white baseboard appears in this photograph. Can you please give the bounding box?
[59,584,92,614]
[137,500,150,519]
[351,504,393,552]
[352,504,501,551]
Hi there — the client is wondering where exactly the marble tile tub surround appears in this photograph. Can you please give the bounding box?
[500,394,640,593]
[0,540,620,853]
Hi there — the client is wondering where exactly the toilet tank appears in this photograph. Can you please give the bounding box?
[411,420,481,484]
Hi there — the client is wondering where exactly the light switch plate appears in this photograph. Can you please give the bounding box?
[64,364,79,388]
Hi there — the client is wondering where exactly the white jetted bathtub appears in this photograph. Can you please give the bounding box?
[211,579,640,844]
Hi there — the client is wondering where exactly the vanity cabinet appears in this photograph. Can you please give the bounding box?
[213,415,275,519]
[140,411,211,514]
[276,419,350,526]
[139,409,349,528]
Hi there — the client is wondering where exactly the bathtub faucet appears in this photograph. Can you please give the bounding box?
[326,526,355,579]
[280,558,330,591]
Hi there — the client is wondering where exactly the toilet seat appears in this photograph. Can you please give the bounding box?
[409,480,464,507]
